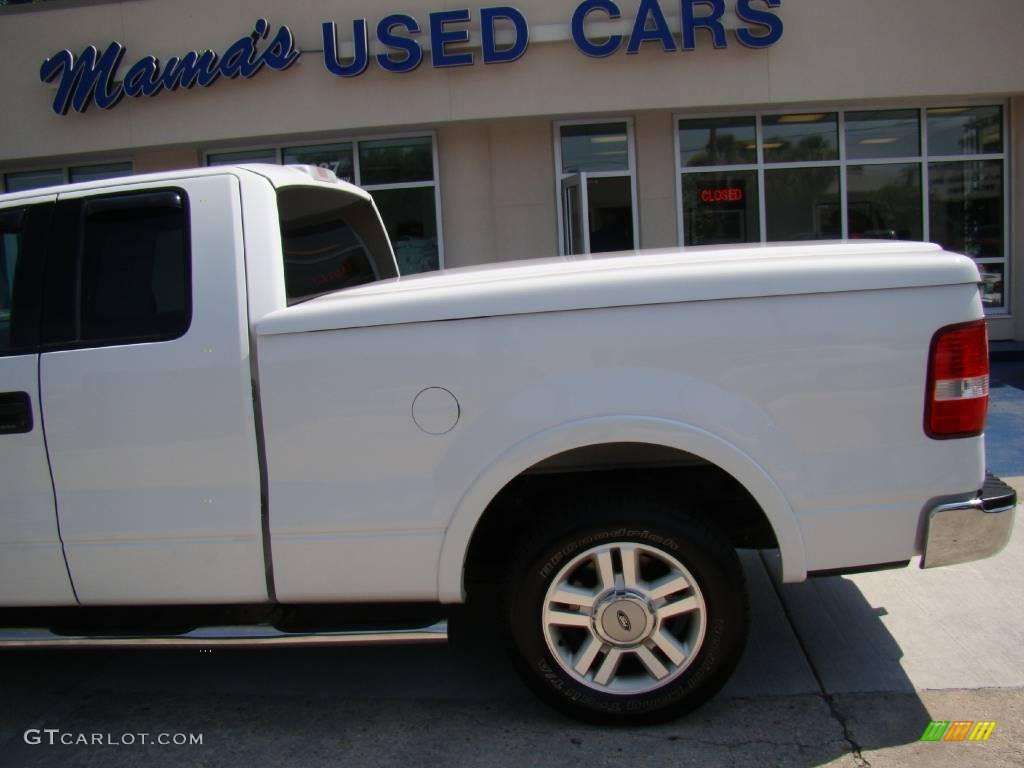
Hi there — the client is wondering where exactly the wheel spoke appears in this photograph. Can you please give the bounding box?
[647,574,690,601]
[593,648,623,686]
[544,609,591,628]
[573,635,604,676]
[651,628,688,667]
[618,545,641,589]
[635,645,669,680]
[550,585,598,609]
[657,595,700,620]
[595,549,616,591]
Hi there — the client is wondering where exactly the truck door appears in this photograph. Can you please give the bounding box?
[0,200,77,605]
[38,177,267,604]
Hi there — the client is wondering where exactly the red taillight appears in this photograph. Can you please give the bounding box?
[925,320,989,439]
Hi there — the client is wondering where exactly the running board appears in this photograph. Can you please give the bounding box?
[0,620,448,649]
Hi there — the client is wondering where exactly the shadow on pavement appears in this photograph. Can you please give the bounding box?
[0,553,938,767]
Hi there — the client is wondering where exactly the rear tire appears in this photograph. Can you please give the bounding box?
[504,499,748,724]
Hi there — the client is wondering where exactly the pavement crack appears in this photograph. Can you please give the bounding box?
[817,691,871,768]
[759,552,872,768]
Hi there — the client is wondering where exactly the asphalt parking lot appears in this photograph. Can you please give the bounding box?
[1,360,1022,768]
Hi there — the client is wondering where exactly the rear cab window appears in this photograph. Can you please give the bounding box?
[277,187,397,305]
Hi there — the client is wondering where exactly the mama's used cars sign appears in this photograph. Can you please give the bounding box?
[40,0,783,115]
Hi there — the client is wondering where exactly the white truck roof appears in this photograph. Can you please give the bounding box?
[0,164,370,203]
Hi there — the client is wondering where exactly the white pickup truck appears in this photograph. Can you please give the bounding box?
[0,164,1015,723]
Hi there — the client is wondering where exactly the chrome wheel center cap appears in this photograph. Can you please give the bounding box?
[594,594,654,646]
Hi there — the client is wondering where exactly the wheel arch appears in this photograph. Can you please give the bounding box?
[437,416,806,602]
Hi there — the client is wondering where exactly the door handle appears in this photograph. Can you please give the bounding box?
[0,392,33,434]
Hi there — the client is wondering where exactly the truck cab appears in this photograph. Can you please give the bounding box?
[0,165,396,606]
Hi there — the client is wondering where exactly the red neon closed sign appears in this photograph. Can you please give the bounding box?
[700,187,744,204]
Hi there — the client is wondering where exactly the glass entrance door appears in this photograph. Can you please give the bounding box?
[561,173,589,256]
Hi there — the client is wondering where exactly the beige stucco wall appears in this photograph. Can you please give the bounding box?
[439,118,557,265]
[635,111,677,250]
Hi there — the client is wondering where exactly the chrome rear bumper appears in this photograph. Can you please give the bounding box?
[922,473,1017,569]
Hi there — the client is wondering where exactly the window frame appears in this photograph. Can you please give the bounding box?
[203,131,445,271]
[38,188,193,352]
[1,160,134,194]
[0,204,33,357]
[553,117,641,256]
[674,101,1012,316]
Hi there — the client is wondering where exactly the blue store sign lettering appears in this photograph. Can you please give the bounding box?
[40,1,783,116]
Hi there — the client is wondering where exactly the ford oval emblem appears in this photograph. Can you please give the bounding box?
[616,610,632,632]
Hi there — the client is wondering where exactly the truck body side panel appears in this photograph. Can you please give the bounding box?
[257,281,984,602]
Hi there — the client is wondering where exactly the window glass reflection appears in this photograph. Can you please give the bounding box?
[765,167,841,240]
[370,187,439,274]
[845,110,920,160]
[69,163,132,184]
[4,169,63,192]
[284,144,355,183]
[561,123,630,173]
[977,263,1004,309]
[762,113,839,163]
[928,106,1002,156]
[679,117,756,167]
[847,163,922,240]
[682,170,760,245]
[207,149,276,166]
[359,137,434,185]
[929,160,1003,258]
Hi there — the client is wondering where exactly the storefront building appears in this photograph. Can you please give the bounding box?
[1,0,1022,339]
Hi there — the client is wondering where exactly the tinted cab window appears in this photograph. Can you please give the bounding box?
[0,206,47,355]
[42,190,190,348]
[278,187,397,305]
[0,211,23,352]
[80,193,189,343]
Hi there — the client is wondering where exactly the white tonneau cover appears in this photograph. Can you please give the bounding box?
[255,241,979,335]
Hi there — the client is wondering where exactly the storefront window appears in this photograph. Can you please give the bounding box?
[845,110,920,160]
[4,169,62,192]
[847,163,922,240]
[762,113,839,163]
[283,143,354,183]
[561,123,631,174]
[679,116,756,167]
[359,137,433,185]
[682,170,759,245]
[926,106,1006,308]
[370,186,439,275]
[69,162,132,184]
[927,106,1002,156]
[556,121,638,255]
[977,263,1005,310]
[4,162,132,193]
[765,167,841,241]
[207,135,442,274]
[677,104,1009,313]
[929,161,1003,259]
[206,149,276,166]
